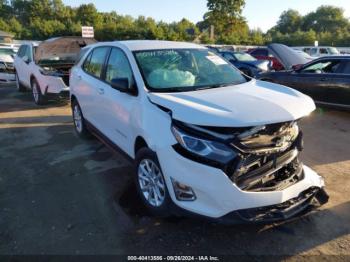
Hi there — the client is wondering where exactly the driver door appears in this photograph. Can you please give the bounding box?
[16,45,33,87]
[286,59,342,102]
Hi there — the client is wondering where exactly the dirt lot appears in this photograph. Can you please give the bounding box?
[0,84,349,259]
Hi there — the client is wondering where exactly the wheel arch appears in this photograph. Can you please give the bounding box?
[134,136,149,156]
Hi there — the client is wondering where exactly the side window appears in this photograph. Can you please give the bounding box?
[253,49,268,56]
[320,48,328,54]
[17,45,26,58]
[338,61,350,74]
[82,47,109,78]
[24,45,32,61]
[75,48,89,65]
[105,48,134,89]
[302,60,341,74]
[310,48,318,56]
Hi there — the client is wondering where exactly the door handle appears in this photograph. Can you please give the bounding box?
[320,78,327,82]
[77,75,82,80]
[98,87,105,95]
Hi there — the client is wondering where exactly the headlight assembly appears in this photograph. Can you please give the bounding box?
[171,125,237,164]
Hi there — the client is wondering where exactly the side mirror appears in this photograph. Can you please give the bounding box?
[22,55,30,63]
[292,64,303,72]
[110,77,130,93]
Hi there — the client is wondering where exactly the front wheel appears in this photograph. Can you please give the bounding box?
[135,148,171,215]
[31,78,46,105]
[71,99,91,139]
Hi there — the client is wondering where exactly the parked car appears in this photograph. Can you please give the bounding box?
[219,51,270,77]
[293,50,316,62]
[14,37,96,105]
[258,44,350,110]
[0,47,16,83]
[309,46,340,57]
[247,47,284,71]
[70,40,328,223]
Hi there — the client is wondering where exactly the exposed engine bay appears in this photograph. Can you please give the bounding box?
[172,119,305,192]
[0,61,15,74]
[35,37,96,85]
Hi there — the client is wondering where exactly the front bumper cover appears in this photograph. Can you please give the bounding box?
[157,145,326,219]
[219,186,329,224]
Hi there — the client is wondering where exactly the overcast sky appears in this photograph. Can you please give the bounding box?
[62,0,350,32]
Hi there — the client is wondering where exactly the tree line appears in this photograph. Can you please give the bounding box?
[0,0,349,46]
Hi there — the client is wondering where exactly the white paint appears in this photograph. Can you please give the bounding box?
[70,40,324,219]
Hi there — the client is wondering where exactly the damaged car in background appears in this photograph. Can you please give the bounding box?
[0,46,16,84]
[14,37,96,105]
[258,44,350,110]
[70,41,328,223]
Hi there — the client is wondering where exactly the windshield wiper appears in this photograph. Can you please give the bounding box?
[194,83,234,91]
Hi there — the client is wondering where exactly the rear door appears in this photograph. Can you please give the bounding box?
[286,58,344,103]
[98,47,139,156]
[75,46,110,129]
[320,60,350,106]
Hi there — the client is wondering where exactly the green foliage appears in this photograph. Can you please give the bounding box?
[0,0,349,46]
[204,0,248,44]
[0,0,200,42]
[269,5,350,46]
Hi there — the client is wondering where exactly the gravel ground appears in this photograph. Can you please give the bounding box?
[0,84,349,260]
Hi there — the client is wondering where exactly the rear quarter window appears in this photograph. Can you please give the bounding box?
[75,48,90,65]
[82,47,110,78]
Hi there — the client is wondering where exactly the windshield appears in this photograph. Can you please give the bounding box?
[134,49,246,92]
[328,47,339,55]
[234,52,256,62]
[0,48,16,56]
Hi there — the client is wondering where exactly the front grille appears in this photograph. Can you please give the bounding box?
[232,121,299,155]
[232,148,303,191]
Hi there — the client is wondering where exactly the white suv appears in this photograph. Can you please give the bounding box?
[14,37,95,105]
[70,41,328,223]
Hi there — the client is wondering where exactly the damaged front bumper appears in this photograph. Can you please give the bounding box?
[220,186,329,224]
[156,119,328,222]
[157,143,327,220]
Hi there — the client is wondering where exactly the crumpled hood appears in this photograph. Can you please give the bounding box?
[0,54,13,63]
[35,37,96,63]
[148,79,315,127]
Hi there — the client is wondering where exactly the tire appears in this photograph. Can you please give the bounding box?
[134,148,171,216]
[71,99,91,139]
[15,72,26,92]
[31,78,46,105]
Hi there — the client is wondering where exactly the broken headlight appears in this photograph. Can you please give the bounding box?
[171,125,237,164]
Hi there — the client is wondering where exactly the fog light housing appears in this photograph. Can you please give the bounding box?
[171,178,196,201]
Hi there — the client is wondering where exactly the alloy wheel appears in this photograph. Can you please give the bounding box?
[32,82,39,103]
[16,74,20,90]
[73,105,83,133]
[138,159,166,207]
